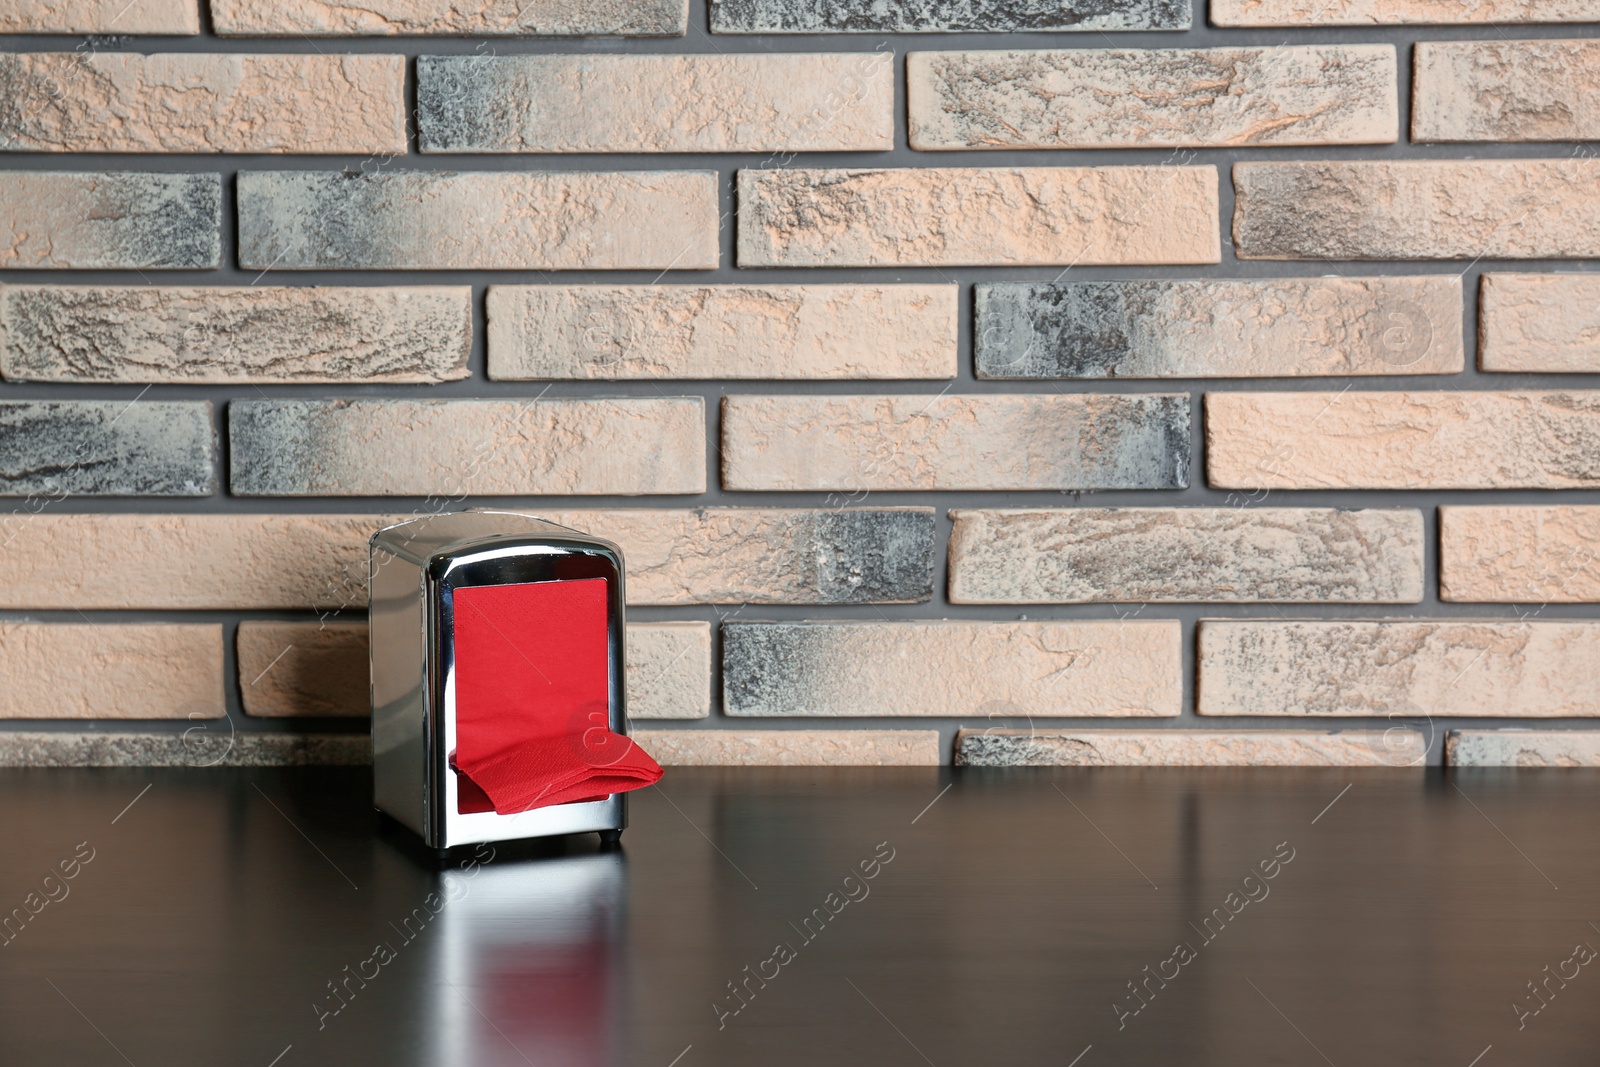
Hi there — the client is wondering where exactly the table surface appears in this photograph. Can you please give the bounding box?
[1,765,1596,1066]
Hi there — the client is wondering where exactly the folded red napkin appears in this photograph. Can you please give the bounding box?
[450,578,662,816]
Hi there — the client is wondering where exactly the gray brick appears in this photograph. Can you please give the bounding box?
[0,172,219,270]
[711,0,1191,32]
[957,729,1425,767]
[949,508,1424,604]
[1447,730,1600,768]
[975,277,1462,379]
[0,401,214,497]
[0,731,370,767]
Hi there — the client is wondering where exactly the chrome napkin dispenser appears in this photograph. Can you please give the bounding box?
[369,509,643,851]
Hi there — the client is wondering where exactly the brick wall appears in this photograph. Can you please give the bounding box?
[2,0,1599,768]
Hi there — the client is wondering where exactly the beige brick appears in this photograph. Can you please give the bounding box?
[0,732,369,767]
[724,621,1181,717]
[420,53,891,153]
[487,285,956,381]
[722,394,1189,491]
[238,170,718,271]
[1440,506,1600,603]
[0,509,932,610]
[957,729,1426,767]
[1206,391,1600,490]
[1,286,470,384]
[949,508,1423,604]
[0,54,404,154]
[0,623,222,719]
[211,0,687,35]
[230,399,706,497]
[909,46,1396,150]
[1415,40,1600,143]
[1235,160,1600,260]
[0,172,219,270]
[737,166,1220,268]
[1448,730,1600,767]
[631,729,940,766]
[1480,274,1600,373]
[1211,0,1600,24]
[0,0,198,33]
[238,619,710,719]
[1200,620,1600,718]
[977,276,1463,379]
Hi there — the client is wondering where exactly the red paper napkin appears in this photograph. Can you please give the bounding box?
[450,578,661,816]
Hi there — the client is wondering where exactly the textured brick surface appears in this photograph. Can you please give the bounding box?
[737,167,1219,267]
[229,398,706,497]
[419,53,891,153]
[0,510,932,609]
[1200,620,1600,718]
[0,286,470,384]
[1415,40,1600,143]
[0,401,214,497]
[1448,730,1600,767]
[948,508,1423,603]
[0,172,219,270]
[0,54,404,154]
[487,285,956,380]
[1207,392,1600,490]
[0,0,197,32]
[238,171,718,271]
[957,729,1425,766]
[909,46,1396,150]
[1440,506,1600,603]
[976,277,1462,379]
[711,0,1191,32]
[1234,160,1600,260]
[1211,0,1600,24]
[0,732,369,766]
[1479,274,1600,373]
[0,623,222,720]
[237,620,710,719]
[632,729,941,766]
[724,621,1181,717]
[722,394,1190,491]
[211,0,687,35]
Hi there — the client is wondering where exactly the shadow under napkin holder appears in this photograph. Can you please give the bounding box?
[369,509,629,850]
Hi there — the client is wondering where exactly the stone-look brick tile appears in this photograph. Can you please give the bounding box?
[737,167,1219,268]
[229,398,706,497]
[711,0,1190,32]
[419,53,892,154]
[909,46,1396,150]
[1415,40,1600,143]
[723,394,1190,491]
[957,729,1424,766]
[1199,620,1600,718]
[0,172,219,270]
[237,171,718,271]
[0,0,197,32]
[1206,391,1600,490]
[0,401,214,497]
[0,623,222,720]
[1234,160,1600,260]
[1439,506,1600,603]
[976,277,1462,379]
[0,286,471,384]
[1448,730,1600,767]
[0,509,932,609]
[1479,274,1600,373]
[1211,0,1600,24]
[487,284,956,381]
[632,729,941,766]
[237,620,711,719]
[0,732,370,767]
[948,508,1423,604]
[0,54,404,155]
[723,621,1181,717]
[212,0,687,35]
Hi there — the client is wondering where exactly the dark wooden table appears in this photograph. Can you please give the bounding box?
[1,765,1596,1065]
